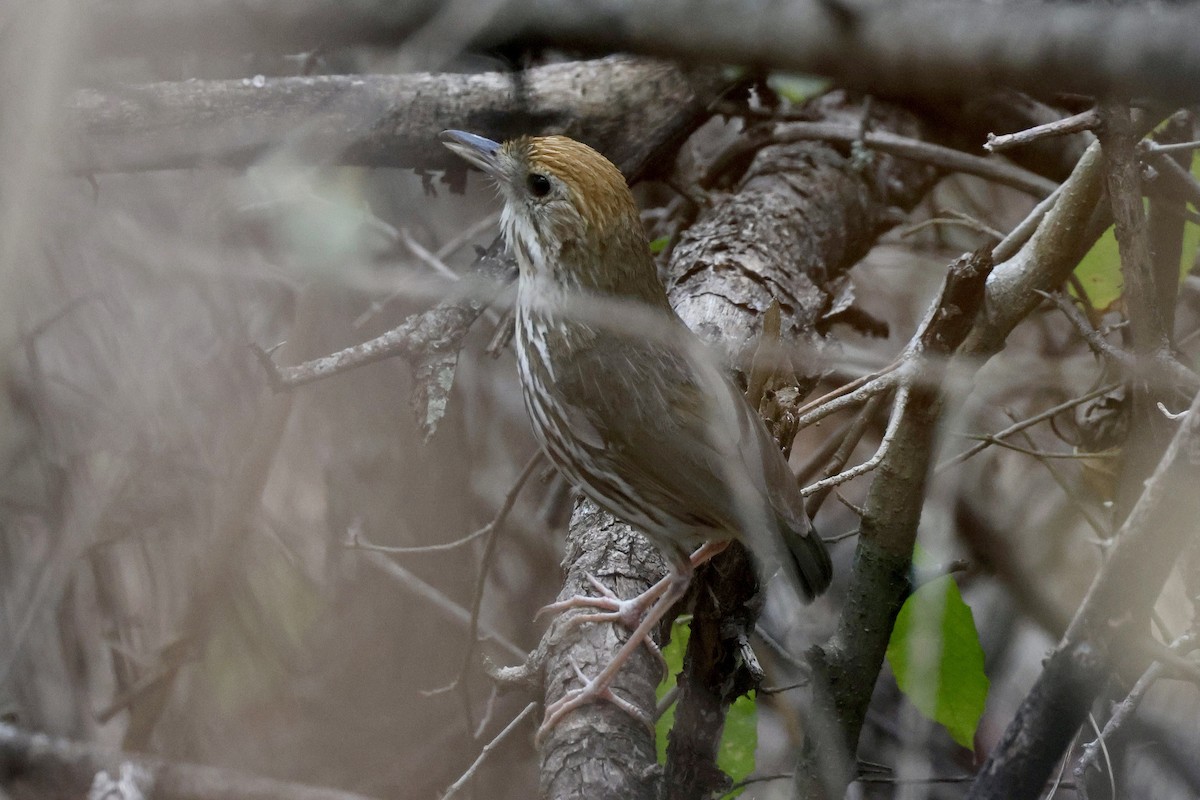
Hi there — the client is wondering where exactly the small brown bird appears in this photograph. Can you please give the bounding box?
[440,131,831,732]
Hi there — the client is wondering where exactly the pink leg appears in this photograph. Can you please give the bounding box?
[537,540,730,739]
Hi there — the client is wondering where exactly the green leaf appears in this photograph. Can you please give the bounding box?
[1073,154,1200,311]
[720,694,757,790]
[655,622,758,794]
[655,623,683,762]
[649,236,670,255]
[886,577,988,749]
[766,73,831,104]
[1073,225,1123,311]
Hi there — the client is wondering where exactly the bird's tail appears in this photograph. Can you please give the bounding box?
[783,518,832,602]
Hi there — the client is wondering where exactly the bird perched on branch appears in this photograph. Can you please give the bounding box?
[440,130,831,734]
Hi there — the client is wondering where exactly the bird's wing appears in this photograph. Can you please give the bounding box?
[652,362,830,600]
[560,337,829,598]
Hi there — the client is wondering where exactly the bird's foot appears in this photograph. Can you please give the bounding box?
[536,573,649,628]
[536,658,655,741]
[535,573,667,676]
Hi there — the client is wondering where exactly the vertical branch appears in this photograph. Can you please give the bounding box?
[792,250,994,799]
[1096,104,1179,521]
[1145,111,1193,339]
[1097,103,1169,354]
[663,544,761,800]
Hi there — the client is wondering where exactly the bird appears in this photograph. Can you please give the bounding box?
[439,130,832,734]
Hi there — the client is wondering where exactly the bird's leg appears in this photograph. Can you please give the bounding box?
[537,540,729,738]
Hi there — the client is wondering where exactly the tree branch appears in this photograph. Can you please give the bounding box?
[773,121,1058,198]
[77,0,1200,106]
[967,385,1200,800]
[65,56,720,175]
[0,723,381,800]
[792,249,993,799]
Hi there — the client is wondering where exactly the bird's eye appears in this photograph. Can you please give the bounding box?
[527,173,552,198]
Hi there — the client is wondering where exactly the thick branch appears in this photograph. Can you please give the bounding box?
[963,141,1108,357]
[0,723,380,800]
[1145,112,1194,340]
[668,91,938,358]
[78,0,1200,106]
[1098,103,1169,353]
[537,503,664,800]
[65,57,718,175]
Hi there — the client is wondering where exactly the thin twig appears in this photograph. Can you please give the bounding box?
[364,553,524,662]
[656,684,679,721]
[1146,149,1200,210]
[346,522,491,554]
[900,212,1003,243]
[1138,633,1200,683]
[441,702,537,800]
[805,393,887,514]
[856,775,977,785]
[1076,634,1198,786]
[793,363,901,430]
[427,452,543,700]
[1046,729,1080,800]
[801,384,909,497]
[1038,290,1135,367]
[833,491,865,517]
[1146,139,1200,155]
[722,772,792,797]
[436,211,502,261]
[756,681,808,696]
[960,435,1118,460]
[774,121,1059,198]
[1009,419,1110,541]
[992,180,1066,263]
[821,527,861,544]
[1158,401,1190,420]
[985,108,1100,153]
[400,227,461,282]
[937,382,1121,471]
[1040,289,1200,393]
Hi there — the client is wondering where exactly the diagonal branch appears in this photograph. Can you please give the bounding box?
[967,385,1200,800]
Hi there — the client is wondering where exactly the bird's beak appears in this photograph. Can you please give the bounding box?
[439,130,503,180]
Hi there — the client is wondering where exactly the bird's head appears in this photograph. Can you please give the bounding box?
[439,131,664,303]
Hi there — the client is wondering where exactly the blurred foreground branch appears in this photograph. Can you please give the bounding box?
[0,723,381,800]
[76,0,1200,106]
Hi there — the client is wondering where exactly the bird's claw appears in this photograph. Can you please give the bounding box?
[536,659,655,742]
[534,573,666,676]
[537,573,654,629]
